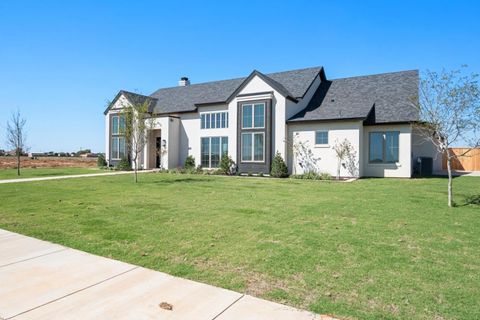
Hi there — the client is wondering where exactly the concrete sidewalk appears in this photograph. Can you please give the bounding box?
[0,170,153,184]
[0,229,335,319]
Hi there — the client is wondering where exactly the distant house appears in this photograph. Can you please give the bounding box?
[104,66,441,177]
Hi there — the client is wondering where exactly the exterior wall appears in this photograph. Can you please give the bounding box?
[168,117,180,168]
[411,127,443,172]
[178,104,230,168]
[229,75,287,162]
[287,121,363,177]
[105,95,131,166]
[362,124,412,177]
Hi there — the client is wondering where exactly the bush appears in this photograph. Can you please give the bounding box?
[184,155,195,170]
[291,171,331,180]
[270,152,288,178]
[116,158,131,171]
[219,154,236,175]
[319,172,332,180]
[97,154,107,168]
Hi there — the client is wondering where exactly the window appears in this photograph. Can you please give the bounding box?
[111,114,126,135]
[315,131,329,145]
[241,132,264,162]
[111,114,126,159]
[201,136,228,168]
[369,131,399,163]
[111,136,126,160]
[242,103,265,129]
[201,112,228,129]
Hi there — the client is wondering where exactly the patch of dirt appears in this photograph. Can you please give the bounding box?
[0,157,96,169]
[159,302,173,310]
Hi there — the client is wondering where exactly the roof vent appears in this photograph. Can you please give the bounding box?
[178,77,190,87]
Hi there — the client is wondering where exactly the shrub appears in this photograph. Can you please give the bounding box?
[219,154,236,175]
[116,158,131,171]
[291,171,331,180]
[184,155,195,170]
[97,154,107,168]
[258,172,264,177]
[319,172,332,180]
[270,152,288,178]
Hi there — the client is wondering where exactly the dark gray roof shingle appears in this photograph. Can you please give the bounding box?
[149,66,322,114]
[288,70,419,124]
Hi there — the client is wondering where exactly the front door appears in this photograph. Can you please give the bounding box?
[156,137,162,168]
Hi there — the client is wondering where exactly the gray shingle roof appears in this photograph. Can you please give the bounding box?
[148,66,323,114]
[288,70,419,124]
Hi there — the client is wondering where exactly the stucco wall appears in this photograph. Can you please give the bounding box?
[362,124,412,177]
[411,127,443,172]
[229,75,287,160]
[287,121,363,177]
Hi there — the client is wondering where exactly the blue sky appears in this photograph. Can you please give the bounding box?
[0,0,479,152]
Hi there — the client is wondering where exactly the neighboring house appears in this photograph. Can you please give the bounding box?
[104,66,441,177]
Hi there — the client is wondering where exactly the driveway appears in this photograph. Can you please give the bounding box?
[0,229,334,319]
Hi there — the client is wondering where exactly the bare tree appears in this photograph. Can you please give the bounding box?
[332,139,358,179]
[6,110,27,176]
[412,67,480,207]
[122,100,154,183]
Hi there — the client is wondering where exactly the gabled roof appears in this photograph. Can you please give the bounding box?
[148,66,323,114]
[103,90,157,115]
[288,70,419,124]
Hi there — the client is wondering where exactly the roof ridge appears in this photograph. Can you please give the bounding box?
[149,66,323,96]
[330,69,418,81]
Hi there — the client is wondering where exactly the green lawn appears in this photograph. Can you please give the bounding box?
[0,167,101,180]
[0,174,479,319]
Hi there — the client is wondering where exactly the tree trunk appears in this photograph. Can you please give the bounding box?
[16,152,20,176]
[446,150,453,207]
[133,157,138,183]
[337,159,341,180]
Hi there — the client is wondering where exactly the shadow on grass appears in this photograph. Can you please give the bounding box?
[461,194,480,206]
[150,177,214,185]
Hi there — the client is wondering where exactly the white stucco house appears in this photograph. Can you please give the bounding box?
[104,66,441,177]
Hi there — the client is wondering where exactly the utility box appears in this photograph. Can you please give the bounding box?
[417,157,433,177]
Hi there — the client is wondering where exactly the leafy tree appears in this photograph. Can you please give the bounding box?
[97,154,107,168]
[6,110,27,176]
[412,67,480,207]
[270,151,288,178]
[122,100,154,183]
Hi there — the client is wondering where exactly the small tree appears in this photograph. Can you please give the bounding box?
[6,110,27,176]
[412,67,480,207]
[270,151,288,178]
[122,100,154,183]
[219,153,235,175]
[184,155,196,170]
[290,137,321,174]
[332,139,358,179]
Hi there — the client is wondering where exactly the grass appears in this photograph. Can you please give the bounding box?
[0,167,101,180]
[0,173,479,319]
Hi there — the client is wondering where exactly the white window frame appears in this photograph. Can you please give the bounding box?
[241,132,265,163]
[315,130,329,147]
[241,103,265,129]
[200,112,228,129]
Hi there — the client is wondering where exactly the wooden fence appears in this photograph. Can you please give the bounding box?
[443,148,480,171]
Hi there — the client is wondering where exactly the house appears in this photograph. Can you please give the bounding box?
[104,66,441,177]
